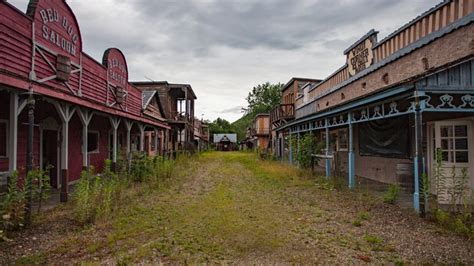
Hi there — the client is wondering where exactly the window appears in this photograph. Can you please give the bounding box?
[337,129,348,151]
[321,131,337,153]
[0,121,7,158]
[87,131,99,153]
[439,125,469,163]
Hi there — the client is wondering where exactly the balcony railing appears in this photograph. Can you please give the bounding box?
[270,104,294,126]
[170,111,192,122]
[249,128,270,136]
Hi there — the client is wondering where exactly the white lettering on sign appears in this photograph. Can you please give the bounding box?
[108,58,127,86]
[39,8,78,56]
[347,38,374,77]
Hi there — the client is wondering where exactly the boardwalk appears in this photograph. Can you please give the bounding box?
[1,152,473,264]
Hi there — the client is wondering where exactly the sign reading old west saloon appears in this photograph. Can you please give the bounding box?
[345,31,377,77]
[27,0,82,62]
[103,48,129,107]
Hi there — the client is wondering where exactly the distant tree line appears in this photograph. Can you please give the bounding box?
[207,82,283,141]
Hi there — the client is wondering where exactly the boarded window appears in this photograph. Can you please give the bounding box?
[87,132,99,153]
[359,116,410,159]
[0,122,7,157]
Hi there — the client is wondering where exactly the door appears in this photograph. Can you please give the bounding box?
[42,130,59,188]
[428,121,473,204]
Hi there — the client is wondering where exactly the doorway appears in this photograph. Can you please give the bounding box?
[42,129,59,188]
[427,120,473,204]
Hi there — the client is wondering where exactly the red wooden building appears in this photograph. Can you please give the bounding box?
[0,0,170,201]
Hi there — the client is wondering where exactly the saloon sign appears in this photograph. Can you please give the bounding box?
[345,30,377,77]
[103,48,129,107]
[27,0,82,61]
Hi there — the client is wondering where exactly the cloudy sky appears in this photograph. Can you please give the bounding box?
[10,0,439,122]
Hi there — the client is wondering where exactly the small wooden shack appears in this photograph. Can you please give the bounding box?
[214,134,237,151]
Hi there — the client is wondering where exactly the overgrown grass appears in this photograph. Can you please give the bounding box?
[5,151,473,264]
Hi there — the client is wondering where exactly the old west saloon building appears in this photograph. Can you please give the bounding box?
[274,0,474,212]
[0,0,172,200]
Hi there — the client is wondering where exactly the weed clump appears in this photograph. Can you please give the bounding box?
[383,184,400,204]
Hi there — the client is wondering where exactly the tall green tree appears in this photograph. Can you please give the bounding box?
[244,82,283,116]
[208,118,234,135]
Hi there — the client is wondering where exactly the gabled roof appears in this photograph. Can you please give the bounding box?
[213,134,237,143]
[142,90,156,110]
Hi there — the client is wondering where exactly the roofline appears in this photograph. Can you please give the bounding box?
[131,81,169,86]
[131,81,198,99]
[281,77,323,92]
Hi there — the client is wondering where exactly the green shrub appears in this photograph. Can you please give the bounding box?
[289,133,325,169]
[1,171,27,240]
[452,217,470,235]
[130,152,154,182]
[435,208,449,226]
[383,184,400,204]
[29,167,52,213]
[73,168,96,224]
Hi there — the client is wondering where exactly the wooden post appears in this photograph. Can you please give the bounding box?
[154,128,159,156]
[109,117,121,172]
[53,102,75,203]
[77,109,93,170]
[25,92,35,225]
[9,92,21,174]
[125,120,133,154]
[138,124,145,152]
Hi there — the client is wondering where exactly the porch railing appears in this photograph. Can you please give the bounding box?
[270,104,295,125]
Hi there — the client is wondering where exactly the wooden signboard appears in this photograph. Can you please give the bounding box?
[103,48,129,109]
[345,30,377,77]
[27,0,82,63]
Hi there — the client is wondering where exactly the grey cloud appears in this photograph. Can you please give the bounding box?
[7,0,441,122]
[220,106,245,114]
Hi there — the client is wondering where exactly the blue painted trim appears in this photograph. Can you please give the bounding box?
[289,134,293,164]
[413,158,420,214]
[325,119,331,179]
[348,113,355,190]
[425,108,474,113]
[278,85,413,132]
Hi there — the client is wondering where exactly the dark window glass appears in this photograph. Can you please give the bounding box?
[455,125,467,137]
[456,151,469,163]
[0,123,6,157]
[87,132,99,153]
[455,139,468,150]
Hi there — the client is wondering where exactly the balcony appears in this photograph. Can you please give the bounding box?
[270,104,295,127]
[250,128,270,136]
[170,111,192,123]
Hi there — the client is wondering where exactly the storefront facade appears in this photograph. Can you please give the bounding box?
[0,0,170,200]
[276,0,474,211]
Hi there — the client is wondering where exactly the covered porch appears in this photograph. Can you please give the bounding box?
[282,59,474,213]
